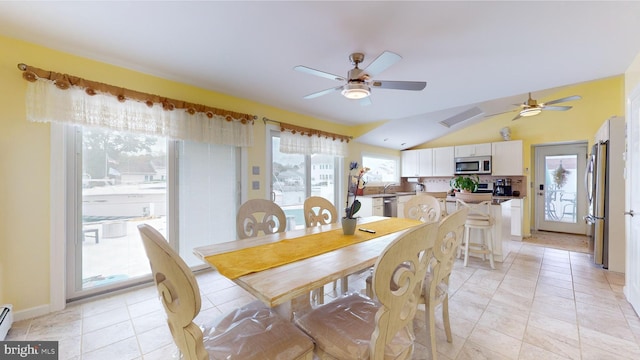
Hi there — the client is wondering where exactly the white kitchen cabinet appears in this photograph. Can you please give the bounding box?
[432,146,455,176]
[357,197,384,218]
[401,150,419,177]
[372,197,384,217]
[454,143,491,158]
[397,195,414,218]
[401,148,433,177]
[492,140,523,176]
[510,198,523,240]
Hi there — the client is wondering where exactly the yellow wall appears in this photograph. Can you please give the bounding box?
[0,35,394,314]
[419,77,625,236]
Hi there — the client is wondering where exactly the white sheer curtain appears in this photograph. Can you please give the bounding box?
[279,128,348,156]
[25,78,253,147]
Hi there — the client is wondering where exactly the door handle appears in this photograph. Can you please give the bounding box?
[625,210,635,217]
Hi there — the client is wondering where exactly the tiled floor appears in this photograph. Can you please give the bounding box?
[7,240,640,359]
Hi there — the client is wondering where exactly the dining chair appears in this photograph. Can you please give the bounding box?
[295,221,438,360]
[303,196,338,227]
[364,194,441,298]
[303,196,342,304]
[137,224,314,360]
[423,192,449,218]
[418,207,468,360]
[404,194,442,223]
[455,194,495,269]
[236,199,287,239]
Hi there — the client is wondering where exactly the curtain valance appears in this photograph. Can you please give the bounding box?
[274,120,351,157]
[19,63,255,147]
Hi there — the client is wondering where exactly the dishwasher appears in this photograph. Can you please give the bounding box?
[383,196,397,217]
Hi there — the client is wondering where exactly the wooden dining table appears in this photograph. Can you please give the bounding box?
[192,216,422,320]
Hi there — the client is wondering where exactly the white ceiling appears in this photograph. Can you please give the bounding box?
[2,1,640,149]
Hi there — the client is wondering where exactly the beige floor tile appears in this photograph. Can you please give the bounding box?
[456,340,514,360]
[81,336,141,360]
[82,306,131,333]
[476,304,528,340]
[519,341,572,359]
[535,282,575,300]
[523,323,580,360]
[10,233,640,360]
[468,325,523,359]
[579,325,640,359]
[527,312,579,341]
[82,320,135,354]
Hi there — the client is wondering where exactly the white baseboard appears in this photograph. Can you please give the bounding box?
[12,304,50,322]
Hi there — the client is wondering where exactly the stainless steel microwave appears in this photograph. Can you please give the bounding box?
[454,156,492,175]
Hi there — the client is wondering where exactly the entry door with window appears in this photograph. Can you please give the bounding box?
[625,86,640,313]
[268,128,339,229]
[534,143,588,234]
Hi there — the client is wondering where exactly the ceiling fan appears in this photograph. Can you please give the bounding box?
[509,92,582,121]
[294,51,426,105]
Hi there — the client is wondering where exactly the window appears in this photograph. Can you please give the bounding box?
[361,153,400,185]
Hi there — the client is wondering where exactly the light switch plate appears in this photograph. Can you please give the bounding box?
[252,181,260,190]
[252,166,260,175]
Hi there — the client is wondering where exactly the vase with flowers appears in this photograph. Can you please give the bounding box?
[343,161,369,234]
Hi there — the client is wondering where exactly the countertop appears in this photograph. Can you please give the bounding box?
[361,192,525,204]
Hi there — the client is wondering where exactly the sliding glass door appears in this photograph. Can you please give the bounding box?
[67,125,239,300]
[268,128,340,229]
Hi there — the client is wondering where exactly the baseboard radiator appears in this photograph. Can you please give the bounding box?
[0,304,13,340]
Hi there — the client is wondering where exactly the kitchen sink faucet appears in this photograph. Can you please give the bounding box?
[383,183,397,194]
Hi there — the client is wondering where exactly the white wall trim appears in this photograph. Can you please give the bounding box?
[50,123,66,313]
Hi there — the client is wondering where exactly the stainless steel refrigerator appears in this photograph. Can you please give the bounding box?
[585,141,608,267]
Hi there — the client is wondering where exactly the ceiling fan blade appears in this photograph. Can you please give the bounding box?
[543,105,572,111]
[363,51,402,77]
[511,113,522,121]
[294,65,345,82]
[371,80,426,91]
[303,86,343,99]
[484,109,517,118]
[543,95,581,106]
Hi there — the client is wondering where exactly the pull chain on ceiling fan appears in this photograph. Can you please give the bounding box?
[294,51,427,105]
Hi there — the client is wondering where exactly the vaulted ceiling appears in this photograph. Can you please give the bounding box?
[1,1,639,149]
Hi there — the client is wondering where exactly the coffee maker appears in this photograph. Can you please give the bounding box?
[494,178,513,196]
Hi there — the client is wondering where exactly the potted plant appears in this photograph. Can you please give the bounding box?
[343,161,369,234]
[450,174,480,193]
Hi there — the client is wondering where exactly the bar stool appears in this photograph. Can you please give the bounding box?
[455,195,495,269]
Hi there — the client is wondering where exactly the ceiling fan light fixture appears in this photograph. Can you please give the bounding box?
[342,83,371,99]
[520,107,542,117]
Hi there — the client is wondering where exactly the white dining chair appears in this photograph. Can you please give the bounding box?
[137,224,314,360]
[295,221,438,360]
[302,196,344,304]
[418,207,468,360]
[236,199,287,239]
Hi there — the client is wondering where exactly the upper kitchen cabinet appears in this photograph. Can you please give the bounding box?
[401,148,433,177]
[432,146,455,176]
[492,140,524,176]
[454,143,492,157]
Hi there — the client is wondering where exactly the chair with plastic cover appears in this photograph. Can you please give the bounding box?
[418,207,468,360]
[303,196,342,304]
[236,199,286,239]
[295,221,438,360]
[137,224,314,360]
